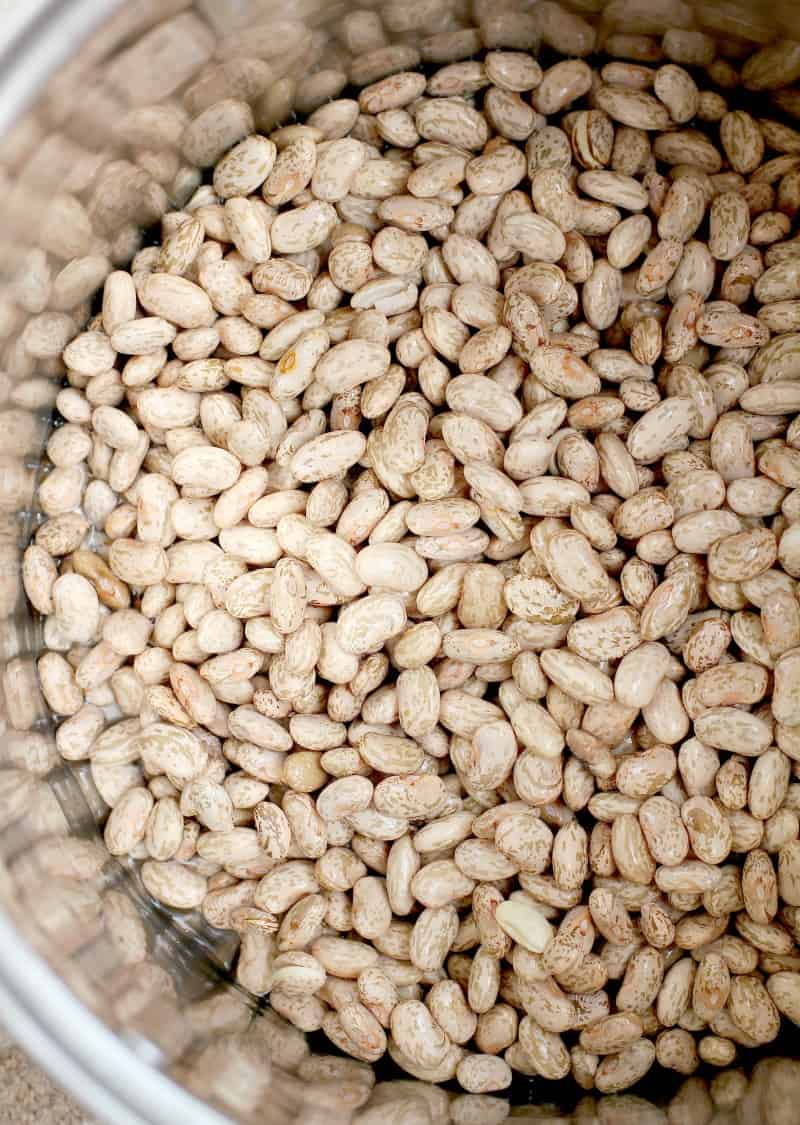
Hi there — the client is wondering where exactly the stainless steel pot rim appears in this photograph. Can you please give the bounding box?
[0,3,230,1120]
[0,0,120,138]
[0,912,232,1125]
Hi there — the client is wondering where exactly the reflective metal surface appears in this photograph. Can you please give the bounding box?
[0,1,799,1122]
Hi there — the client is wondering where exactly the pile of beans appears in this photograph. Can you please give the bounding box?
[19,15,800,1102]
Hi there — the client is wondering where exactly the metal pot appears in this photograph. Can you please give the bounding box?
[0,2,798,1122]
